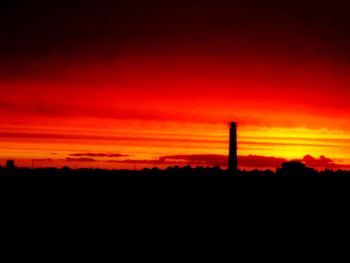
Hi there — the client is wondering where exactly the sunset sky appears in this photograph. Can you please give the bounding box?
[0,0,349,170]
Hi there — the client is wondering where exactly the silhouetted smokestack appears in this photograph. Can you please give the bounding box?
[228,122,238,173]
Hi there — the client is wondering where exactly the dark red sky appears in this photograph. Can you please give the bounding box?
[1,0,350,64]
[0,0,349,169]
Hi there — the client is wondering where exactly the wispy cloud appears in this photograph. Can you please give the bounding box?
[159,154,227,167]
[104,159,184,165]
[69,153,128,158]
[65,158,97,162]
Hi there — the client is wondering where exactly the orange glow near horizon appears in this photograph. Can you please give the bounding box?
[0,54,349,170]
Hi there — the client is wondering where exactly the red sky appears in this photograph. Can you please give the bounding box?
[0,1,349,170]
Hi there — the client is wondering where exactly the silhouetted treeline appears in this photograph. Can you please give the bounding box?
[1,166,350,177]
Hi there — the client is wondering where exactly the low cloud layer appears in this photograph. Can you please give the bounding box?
[69,153,128,158]
[296,155,350,170]
[104,154,350,170]
[102,155,286,169]
[23,154,350,171]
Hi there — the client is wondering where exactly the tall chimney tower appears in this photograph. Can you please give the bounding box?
[228,122,238,173]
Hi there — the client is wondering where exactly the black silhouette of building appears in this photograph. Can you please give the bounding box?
[6,160,15,170]
[277,161,316,176]
[228,122,238,173]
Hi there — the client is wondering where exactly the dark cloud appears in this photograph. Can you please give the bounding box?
[295,155,350,170]
[239,155,287,169]
[300,155,333,168]
[69,153,128,158]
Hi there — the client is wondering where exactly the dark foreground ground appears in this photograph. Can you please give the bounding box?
[2,166,350,203]
[1,166,350,177]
